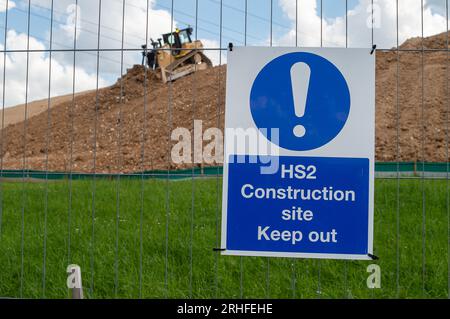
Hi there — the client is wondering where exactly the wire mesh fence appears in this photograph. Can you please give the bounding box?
[0,0,448,299]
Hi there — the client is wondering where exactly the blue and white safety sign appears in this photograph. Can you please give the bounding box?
[221,47,375,260]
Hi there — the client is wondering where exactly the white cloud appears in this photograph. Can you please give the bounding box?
[277,0,449,49]
[0,30,107,107]
[426,0,448,12]
[198,38,226,66]
[0,0,221,108]
[30,0,223,71]
[0,0,15,12]
[0,0,186,107]
[26,0,178,73]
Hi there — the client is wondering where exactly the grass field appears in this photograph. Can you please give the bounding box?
[0,177,448,299]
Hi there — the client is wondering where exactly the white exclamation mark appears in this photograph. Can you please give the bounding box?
[290,62,311,138]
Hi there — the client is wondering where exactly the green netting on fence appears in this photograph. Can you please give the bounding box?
[0,162,447,180]
[375,162,449,173]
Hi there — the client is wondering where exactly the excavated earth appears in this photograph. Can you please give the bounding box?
[0,32,449,173]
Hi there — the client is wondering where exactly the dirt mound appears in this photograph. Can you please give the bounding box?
[376,31,448,163]
[0,32,449,173]
[1,64,225,173]
[0,91,94,128]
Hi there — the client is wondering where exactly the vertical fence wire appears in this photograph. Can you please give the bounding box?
[320,0,323,47]
[214,0,223,299]
[42,0,54,298]
[19,0,31,298]
[240,0,248,299]
[139,0,150,299]
[114,0,127,299]
[446,0,449,300]
[189,0,199,299]
[244,0,248,46]
[395,0,401,298]
[67,0,79,268]
[165,0,175,298]
[295,0,298,47]
[420,0,426,297]
[344,0,349,299]
[370,0,374,300]
[345,0,348,48]
[0,0,8,239]
[89,0,103,298]
[266,0,273,299]
[371,0,374,47]
[317,0,323,299]
[291,0,299,300]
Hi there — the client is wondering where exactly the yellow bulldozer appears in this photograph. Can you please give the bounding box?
[142,27,213,83]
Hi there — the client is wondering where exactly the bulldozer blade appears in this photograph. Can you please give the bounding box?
[161,50,212,83]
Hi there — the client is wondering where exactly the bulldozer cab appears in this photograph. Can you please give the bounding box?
[162,27,193,57]
[142,26,212,83]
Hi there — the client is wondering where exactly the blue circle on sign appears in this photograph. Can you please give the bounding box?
[250,52,351,151]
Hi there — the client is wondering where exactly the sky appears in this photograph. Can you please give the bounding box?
[0,0,448,107]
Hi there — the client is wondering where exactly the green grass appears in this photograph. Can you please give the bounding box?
[0,177,448,299]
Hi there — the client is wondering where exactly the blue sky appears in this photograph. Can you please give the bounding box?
[0,0,448,107]
[1,1,362,48]
[1,0,448,51]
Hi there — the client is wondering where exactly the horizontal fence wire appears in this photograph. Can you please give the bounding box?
[2,48,450,54]
[0,0,448,299]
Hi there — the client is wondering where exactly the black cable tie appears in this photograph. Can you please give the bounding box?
[368,253,379,260]
[370,44,377,55]
[213,248,226,252]
[228,42,233,52]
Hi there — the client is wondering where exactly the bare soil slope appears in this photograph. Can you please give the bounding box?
[0,91,93,128]
[0,32,448,173]
[1,65,225,173]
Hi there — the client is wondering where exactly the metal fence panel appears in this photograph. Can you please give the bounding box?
[0,0,448,299]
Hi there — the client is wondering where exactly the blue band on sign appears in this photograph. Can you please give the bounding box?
[226,155,369,255]
[250,52,351,151]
